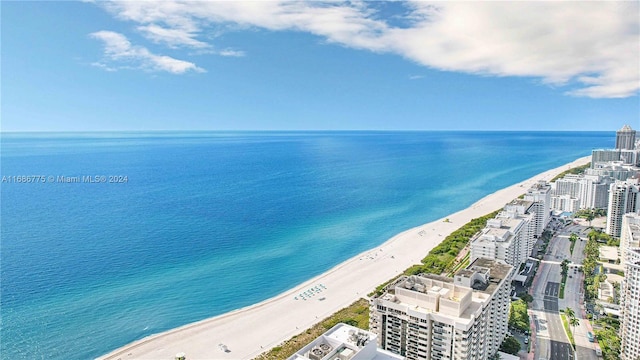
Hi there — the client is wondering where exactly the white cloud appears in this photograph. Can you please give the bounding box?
[90,30,204,74]
[218,49,245,57]
[386,2,640,98]
[137,24,210,49]
[94,1,639,97]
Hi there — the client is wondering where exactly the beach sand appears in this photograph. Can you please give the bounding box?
[98,156,590,360]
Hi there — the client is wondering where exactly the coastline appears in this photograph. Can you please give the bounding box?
[98,155,591,360]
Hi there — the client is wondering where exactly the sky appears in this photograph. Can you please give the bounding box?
[1,1,639,132]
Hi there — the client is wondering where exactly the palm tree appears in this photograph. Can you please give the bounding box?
[585,211,595,227]
[570,233,579,243]
[565,307,575,319]
[569,316,580,331]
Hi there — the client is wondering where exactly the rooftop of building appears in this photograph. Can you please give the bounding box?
[377,275,482,324]
[464,258,513,295]
[626,218,640,243]
[619,124,635,132]
[497,352,521,360]
[491,216,523,228]
[455,268,475,278]
[373,258,512,328]
[528,180,551,191]
[482,228,512,242]
[480,217,524,242]
[599,246,619,262]
[287,323,404,360]
[507,199,534,209]
[382,258,512,296]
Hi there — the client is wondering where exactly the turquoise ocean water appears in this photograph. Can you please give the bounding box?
[1,131,613,359]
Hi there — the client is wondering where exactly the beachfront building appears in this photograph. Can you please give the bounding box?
[606,178,640,237]
[616,124,637,151]
[287,323,404,360]
[369,258,513,360]
[586,162,638,182]
[592,149,623,167]
[620,247,640,360]
[524,181,551,237]
[551,174,613,210]
[592,148,640,168]
[503,200,537,257]
[469,203,535,268]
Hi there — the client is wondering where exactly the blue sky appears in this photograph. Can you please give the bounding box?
[2,1,639,132]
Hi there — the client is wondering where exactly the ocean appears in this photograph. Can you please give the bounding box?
[0,131,613,359]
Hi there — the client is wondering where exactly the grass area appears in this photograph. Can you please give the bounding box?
[403,210,500,276]
[560,313,575,349]
[371,210,500,297]
[560,259,569,299]
[254,298,369,360]
[550,162,591,182]
[569,238,576,255]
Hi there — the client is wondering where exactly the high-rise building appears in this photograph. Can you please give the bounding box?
[287,323,405,360]
[592,149,622,167]
[524,181,551,237]
[552,174,613,210]
[549,194,580,212]
[606,178,640,237]
[586,162,638,182]
[616,125,637,150]
[470,203,535,268]
[369,259,513,360]
[620,149,640,166]
[620,213,640,264]
[620,247,640,360]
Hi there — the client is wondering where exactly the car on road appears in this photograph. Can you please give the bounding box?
[524,338,529,344]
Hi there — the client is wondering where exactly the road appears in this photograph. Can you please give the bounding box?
[530,222,599,360]
[558,225,599,360]
[531,260,573,360]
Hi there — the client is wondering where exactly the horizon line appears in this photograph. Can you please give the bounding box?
[0,129,616,134]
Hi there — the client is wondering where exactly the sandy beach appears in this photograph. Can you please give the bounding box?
[98,156,590,360]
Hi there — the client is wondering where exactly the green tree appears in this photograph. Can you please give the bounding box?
[595,318,621,360]
[561,259,570,277]
[565,307,575,319]
[508,300,530,332]
[519,293,534,303]
[499,336,521,355]
[585,211,595,226]
[569,233,579,242]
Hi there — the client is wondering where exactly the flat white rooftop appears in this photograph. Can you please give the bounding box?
[599,246,619,262]
[287,323,404,360]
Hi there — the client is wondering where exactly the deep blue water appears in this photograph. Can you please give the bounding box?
[1,131,613,359]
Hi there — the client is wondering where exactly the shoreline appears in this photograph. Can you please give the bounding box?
[98,156,591,360]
